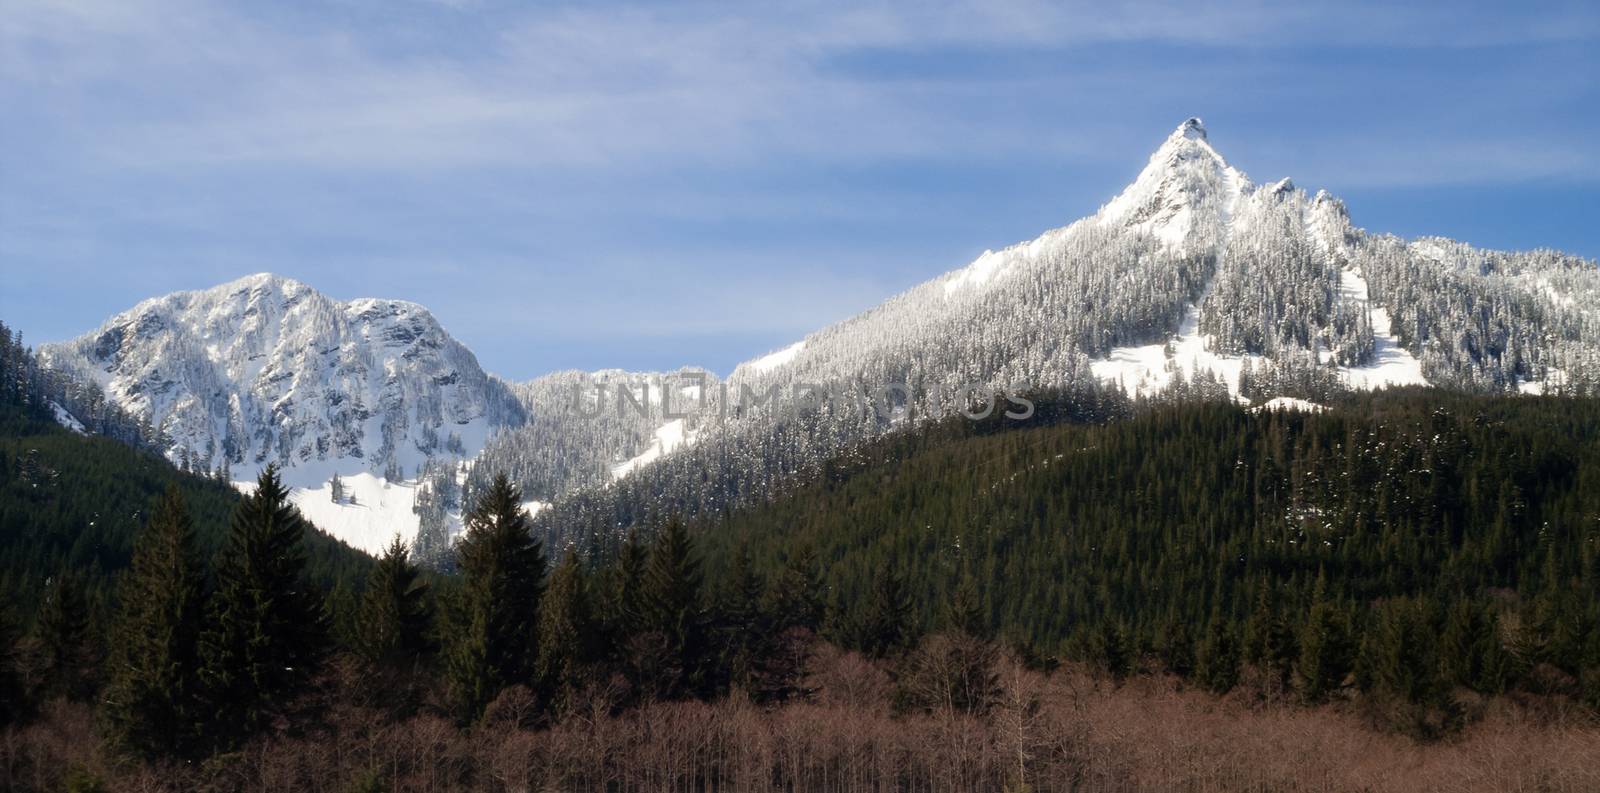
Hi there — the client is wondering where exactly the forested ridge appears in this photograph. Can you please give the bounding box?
[2,381,1598,790]
[0,320,373,616]
[4,308,1600,789]
[702,390,1600,710]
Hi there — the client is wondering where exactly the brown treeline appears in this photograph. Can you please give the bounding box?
[5,644,1597,793]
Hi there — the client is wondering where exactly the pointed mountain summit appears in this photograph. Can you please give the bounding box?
[727,118,1596,399]
[1097,117,1251,248]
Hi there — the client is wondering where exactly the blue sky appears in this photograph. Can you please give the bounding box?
[2,0,1597,380]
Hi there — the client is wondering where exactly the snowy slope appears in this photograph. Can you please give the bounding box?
[42,273,526,553]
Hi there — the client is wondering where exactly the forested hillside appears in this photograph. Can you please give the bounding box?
[698,390,1600,721]
[2,382,1598,790]
[0,322,372,616]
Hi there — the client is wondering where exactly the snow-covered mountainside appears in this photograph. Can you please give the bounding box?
[41,273,525,553]
[39,120,1600,555]
[531,118,1600,547]
[728,118,1598,401]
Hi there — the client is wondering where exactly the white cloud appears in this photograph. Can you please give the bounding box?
[5,0,1595,177]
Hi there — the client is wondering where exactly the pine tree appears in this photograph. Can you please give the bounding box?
[850,563,916,660]
[36,571,94,700]
[1157,610,1196,678]
[200,465,329,744]
[446,474,547,720]
[1245,584,1297,698]
[1364,596,1454,737]
[355,538,434,669]
[1090,619,1131,680]
[604,531,650,642]
[714,545,768,691]
[639,517,708,699]
[1296,597,1353,703]
[103,485,208,758]
[1438,599,1507,695]
[764,545,824,633]
[1196,611,1240,694]
[330,473,344,504]
[944,575,989,639]
[536,552,594,717]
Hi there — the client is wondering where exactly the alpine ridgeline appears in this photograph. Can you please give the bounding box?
[38,120,1600,554]
[523,117,1600,550]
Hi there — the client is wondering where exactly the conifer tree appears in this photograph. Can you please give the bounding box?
[1245,584,1298,697]
[1296,595,1354,703]
[639,517,708,699]
[355,538,434,670]
[1157,610,1196,678]
[850,562,916,660]
[36,571,94,700]
[714,545,768,691]
[536,552,594,717]
[1196,610,1240,694]
[1090,619,1131,680]
[1364,597,1453,736]
[446,474,547,720]
[764,545,824,633]
[603,530,650,643]
[1438,599,1507,695]
[103,485,208,758]
[200,465,329,743]
[944,575,989,639]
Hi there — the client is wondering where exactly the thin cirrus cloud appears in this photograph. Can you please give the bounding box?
[1,0,1597,378]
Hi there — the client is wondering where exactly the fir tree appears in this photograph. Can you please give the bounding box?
[714,544,768,691]
[36,571,94,700]
[1296,596,1354,703]
[1157,610,1196,678]
[1364,597,1454,737]
[535,552,594,717]
[944,575,989,639]
[764,545,824,633]
[1090,619,1131,680]
[1438,599,1508,695]
[1196,611,1240,694]
[850,562,916,660]
[639,517,708,700]
[1245,584,1298,698]
[200,465,329,744]
[446,474,547,720]
[603,530,650,642]
[103,485,208,758]
[355,538,434,670]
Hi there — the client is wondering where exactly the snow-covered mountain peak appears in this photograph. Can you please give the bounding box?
[1174,116,1208,141]
[1097,118,1252,247]
[42,274,524,482]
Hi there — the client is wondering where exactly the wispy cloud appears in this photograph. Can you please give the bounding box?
[8,0,1597,175]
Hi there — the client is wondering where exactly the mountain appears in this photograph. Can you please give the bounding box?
[0,324,373,612]
[722,118,1597,399]
[527,118,1600,548]
[33,120,1600,554]
[38,274,529,553]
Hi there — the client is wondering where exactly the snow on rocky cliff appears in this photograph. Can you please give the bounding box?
[42,273,525,553]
